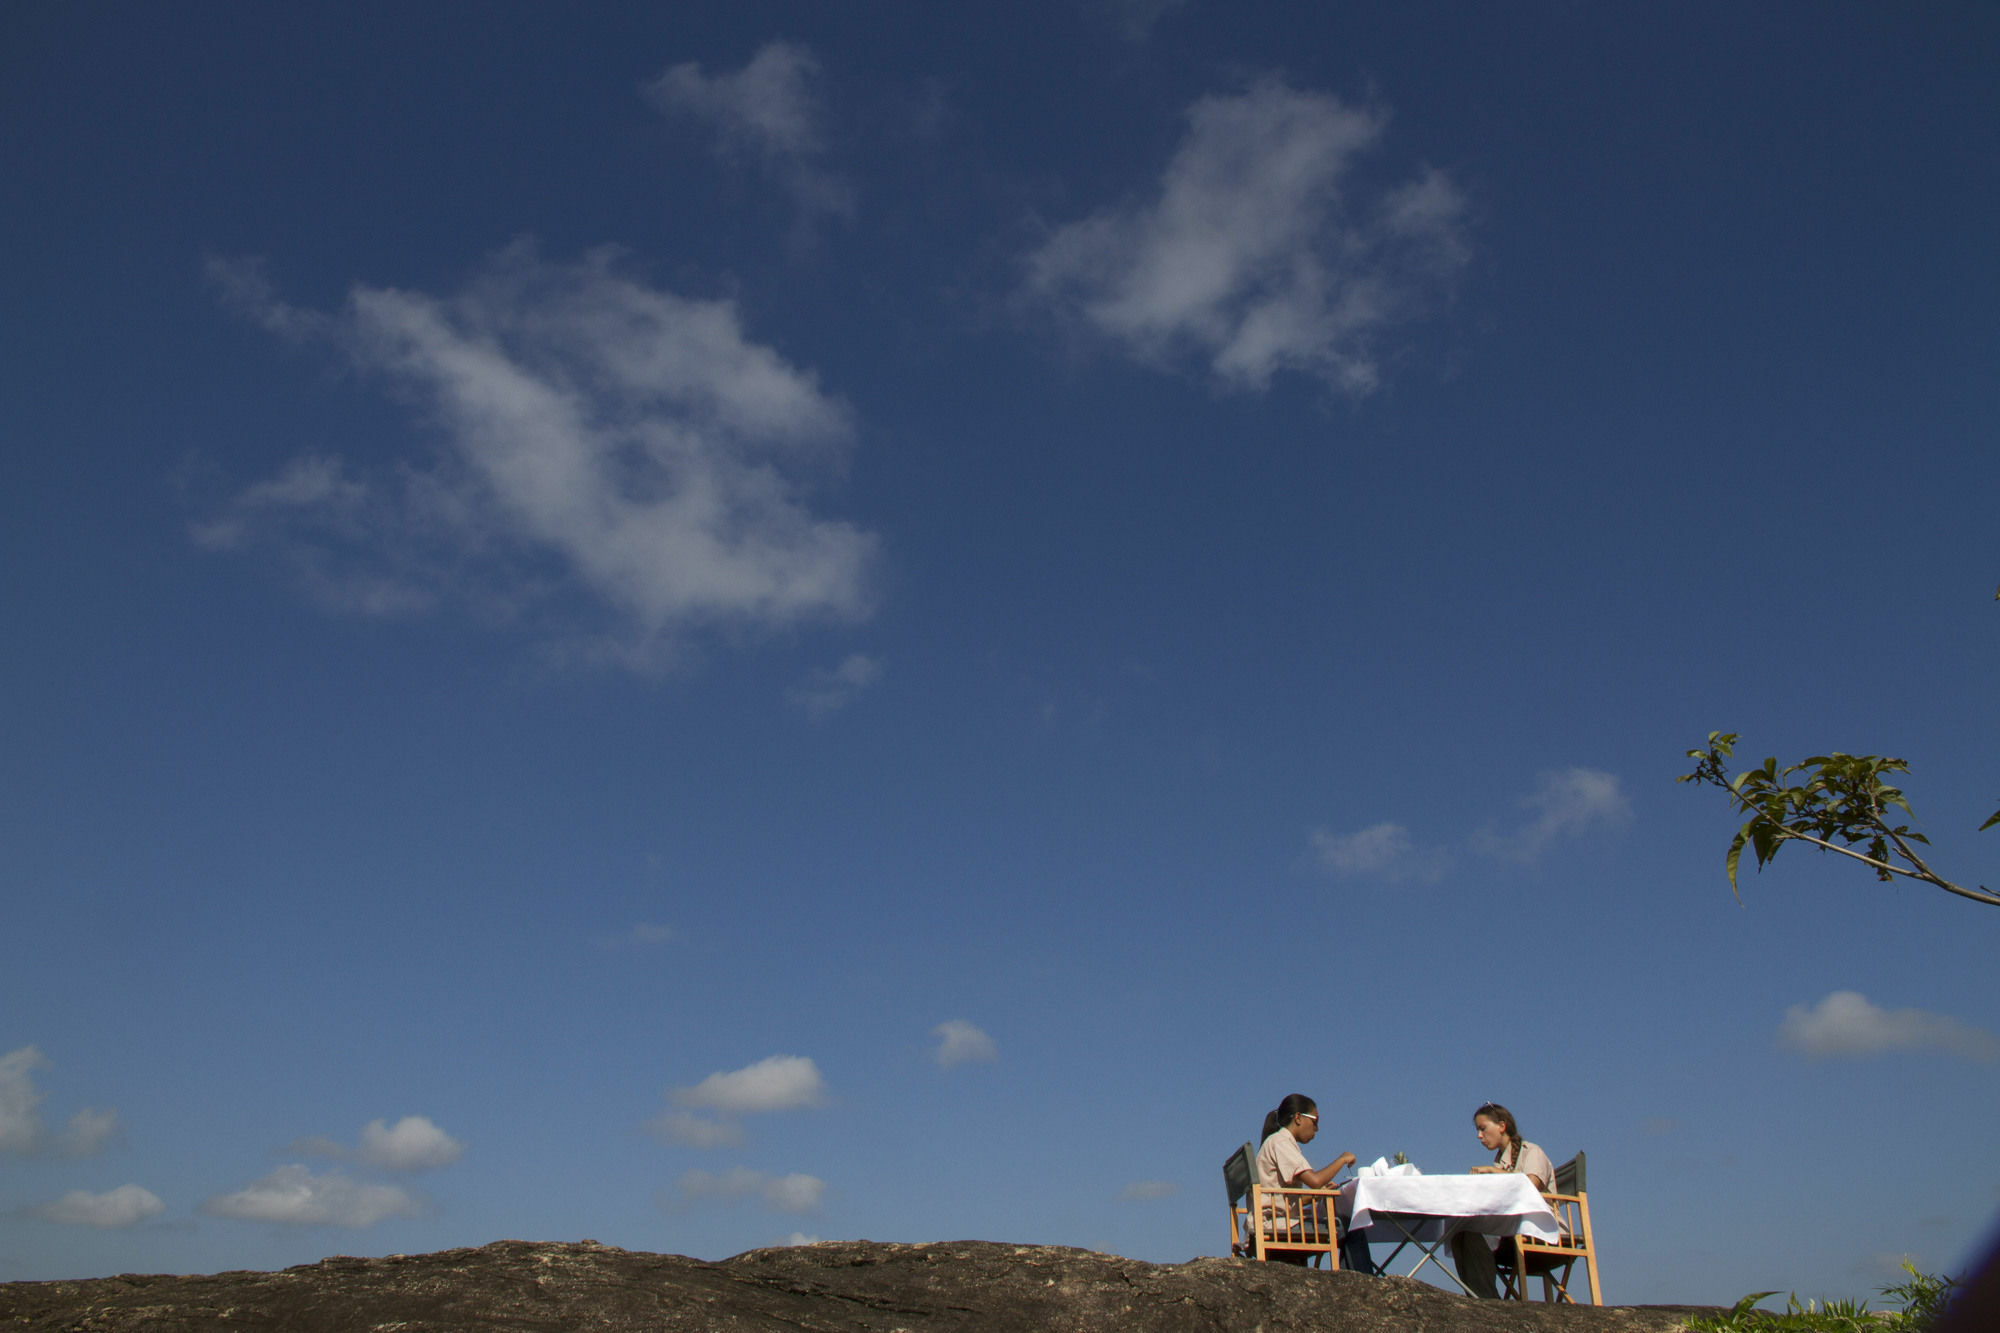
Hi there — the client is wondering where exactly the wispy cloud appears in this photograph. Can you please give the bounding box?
[1778,991,2000,1062]
[786,653,884,717]
[600,922,677,949]
[56,1106,120,1157]
[649,1054,827,1149]
[29,1184,166,1229]
[645,42,855,224]
[1309,821,1451,883]
[1100,0,1191,42]
[200,1165,421,1228]
[0,1046,118,1158]
[1856,1251,1932,1282]
[1025,77,1467,392]
[647,1110,746,1150]
[1312,767,1628,880]
[1118,1180,1181,1201]
[1475,768,1632,864]
[931,1020,998,1068]
[288,1134,348,1160]
[199,246,878,668]
[671,1167,826,1214]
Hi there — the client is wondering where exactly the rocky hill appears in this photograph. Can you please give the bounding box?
[0,1238,1716,1331]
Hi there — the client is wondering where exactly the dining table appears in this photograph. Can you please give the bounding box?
[1341,1172,1560,1295]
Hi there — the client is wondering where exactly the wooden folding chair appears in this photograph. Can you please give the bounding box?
[1500,1151,1600,1304]
[1222,1140,1342,1268]
[1250,1183,1343,1268]
[1224,1142,1259,1258]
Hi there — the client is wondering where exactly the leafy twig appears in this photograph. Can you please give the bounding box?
[1678,733,2000,908]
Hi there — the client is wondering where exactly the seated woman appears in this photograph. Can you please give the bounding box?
[1450,1101,1556,1298]
[1254,1093,1378,1274]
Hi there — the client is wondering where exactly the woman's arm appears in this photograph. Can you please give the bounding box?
[1291,1152,1356,1189]
[1471,1154,1550,1189]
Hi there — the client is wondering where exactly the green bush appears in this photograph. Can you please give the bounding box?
[1686,1263,1959,1332]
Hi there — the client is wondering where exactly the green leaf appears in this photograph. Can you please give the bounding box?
[1727,1291,1779,1317]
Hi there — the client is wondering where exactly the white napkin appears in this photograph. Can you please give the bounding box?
[1359,1157,1422,1177]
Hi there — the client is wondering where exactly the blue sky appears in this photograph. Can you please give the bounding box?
[3,0,1997,1306]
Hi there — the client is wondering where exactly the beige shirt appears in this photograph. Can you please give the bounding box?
[1255,1127,1313,1192]
[1255,1127,1321,1228]
[1495,1140,1556,1191]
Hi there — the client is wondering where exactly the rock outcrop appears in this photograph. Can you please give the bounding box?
[0,1238,1716,1331]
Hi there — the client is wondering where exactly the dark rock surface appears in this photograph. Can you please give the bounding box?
[0,1238,1717,1332]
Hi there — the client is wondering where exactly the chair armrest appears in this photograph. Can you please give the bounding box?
[1249,1186,1342,1225]
[1251,1185,1345,1208]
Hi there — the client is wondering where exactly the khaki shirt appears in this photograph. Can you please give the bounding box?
[1256,1128,1313,1192]
[1497,1140,1557,1192]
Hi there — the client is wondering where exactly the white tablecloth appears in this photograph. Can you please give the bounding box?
[1347,1174,1560,1243]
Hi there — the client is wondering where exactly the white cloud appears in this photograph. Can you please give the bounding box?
[931,1020,998,1069]
[1309,821,1450,883]
[355,1116,464,1172]
[200,1165,420,1228]
[1778,991,2000,1062]
[1118,1180,1181,1201]
[1476,767,1631,864]
[786,653,884,716]
[674,1055,826,1113]
[0,1047,117,1158]
[1025,78,1467,392]
[201,246,878,667]
[58,1107,120,1157]
[646,1110,746,1150]
[0,1046,49,1154]
[283,1116,465,1171]
[762,1172,827,1214]
[31,1184,165,1229]
[674,1167,825,1214]
[645,42,854,221]
[781,1231,822,1246]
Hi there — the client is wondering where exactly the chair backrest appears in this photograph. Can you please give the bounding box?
[1553,1151,1584,1195]
[1224,1141,1257,1207]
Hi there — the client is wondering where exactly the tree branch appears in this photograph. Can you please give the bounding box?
[1761,823,2000,907]
[1681,732,2000,909]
